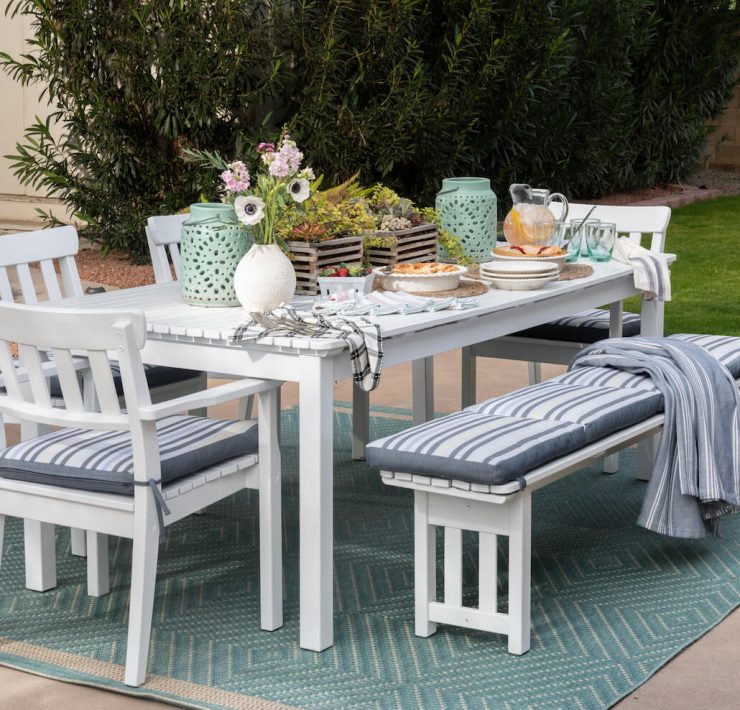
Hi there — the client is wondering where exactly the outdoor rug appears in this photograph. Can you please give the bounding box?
[0,404,738,709]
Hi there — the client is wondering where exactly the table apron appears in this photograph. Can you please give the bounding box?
[381,278,641,366]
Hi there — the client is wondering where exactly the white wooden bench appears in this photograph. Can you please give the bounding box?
[367,334,740,654]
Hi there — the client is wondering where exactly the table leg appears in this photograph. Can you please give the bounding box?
[299,355,334,651]
[412,357,434,425]
[604,302,625,474]
[351,386,369,460]
[636,298,665,481]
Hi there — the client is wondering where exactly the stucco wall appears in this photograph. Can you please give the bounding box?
[705,75,740,173]
[0,10,68,229]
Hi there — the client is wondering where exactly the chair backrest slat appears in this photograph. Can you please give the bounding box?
[0,340,23,400]
[146,214,189,284]
[0,268,13,301]
[58,254,84,298]
[86,350,123,414]
[17,343,52,409]
[14,263,39,304]
[38,259,63,301]
[50,347,85,412]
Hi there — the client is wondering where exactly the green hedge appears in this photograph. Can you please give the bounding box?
[3,0,739,258]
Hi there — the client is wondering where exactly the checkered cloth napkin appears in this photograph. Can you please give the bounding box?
[233,307,383,392]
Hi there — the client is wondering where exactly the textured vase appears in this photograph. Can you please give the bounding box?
[234,243,297,314]
[180,203,247,307]
[436,177,497,262]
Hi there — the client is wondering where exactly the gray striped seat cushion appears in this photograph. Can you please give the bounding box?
[668,334,740,377]
[0,415,258,495]
[550,366,660,392]
[514,308,641,344]
[467,381,663,443]
[365,411,587,485]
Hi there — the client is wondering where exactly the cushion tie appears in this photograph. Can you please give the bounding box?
[134,478,171,543]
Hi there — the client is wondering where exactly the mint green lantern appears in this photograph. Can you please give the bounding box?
[180,203,247,307]
[436,177,497,262]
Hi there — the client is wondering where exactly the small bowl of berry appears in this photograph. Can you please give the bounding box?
[317,263,374,301]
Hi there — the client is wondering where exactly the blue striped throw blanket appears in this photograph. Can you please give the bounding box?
[571,337,740,538]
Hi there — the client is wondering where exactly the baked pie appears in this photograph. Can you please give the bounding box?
[391,262,460,275]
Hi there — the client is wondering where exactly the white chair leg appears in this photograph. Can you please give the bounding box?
[604,453,619,474]
[258,387,283,631]
[124,515,160,687]
[70,527,87,556]
[24,520,57,591]
[414,491,437,637]
[461,346,476,408]
[351,386,370,460]
[507,491,532,655]
[527,362,542,385]
[86,532,110,597]
[235,394,255,420]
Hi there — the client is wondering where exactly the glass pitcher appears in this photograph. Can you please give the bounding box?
[502,184,569,246]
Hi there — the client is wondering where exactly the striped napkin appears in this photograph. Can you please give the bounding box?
[612,237,671,301]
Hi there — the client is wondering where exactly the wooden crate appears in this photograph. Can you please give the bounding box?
[364,223,438,267]
[288,235,365,295]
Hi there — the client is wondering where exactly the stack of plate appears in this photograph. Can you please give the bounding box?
[479,260,559,291]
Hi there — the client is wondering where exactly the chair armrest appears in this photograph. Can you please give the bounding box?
[136,377,281,420]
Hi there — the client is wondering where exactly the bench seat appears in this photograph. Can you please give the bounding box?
[367,334,740,655]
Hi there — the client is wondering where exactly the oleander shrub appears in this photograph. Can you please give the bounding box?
[2,0,739,258]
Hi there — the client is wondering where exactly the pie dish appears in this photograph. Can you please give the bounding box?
[373,263,467,293]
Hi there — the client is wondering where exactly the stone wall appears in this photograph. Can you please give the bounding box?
[705,74,740,173]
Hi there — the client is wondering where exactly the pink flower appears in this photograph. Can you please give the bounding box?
[257,142,275,154]
[220,161,251,193]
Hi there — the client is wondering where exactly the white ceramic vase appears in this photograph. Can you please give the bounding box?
[233,243,296,313]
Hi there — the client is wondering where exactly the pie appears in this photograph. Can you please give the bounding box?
[493,245,565,257]
[391,262,460,275]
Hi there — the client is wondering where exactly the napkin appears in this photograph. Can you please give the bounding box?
[232,307,383,392]
[612,237,671,301]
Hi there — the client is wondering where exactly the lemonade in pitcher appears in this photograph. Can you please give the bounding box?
[503,184,568,246]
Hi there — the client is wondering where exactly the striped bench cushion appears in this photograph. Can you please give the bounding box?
[0,415,258,495]
[513,308,642,344]
[365,411,587,485]
[467,382,662,443]
[668,334,740,377]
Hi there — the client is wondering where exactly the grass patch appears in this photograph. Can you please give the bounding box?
[622,196,740,336]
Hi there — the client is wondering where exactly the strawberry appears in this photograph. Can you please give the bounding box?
[336,267,350,277]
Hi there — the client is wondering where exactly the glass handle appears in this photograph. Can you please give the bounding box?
[547,192,569,223]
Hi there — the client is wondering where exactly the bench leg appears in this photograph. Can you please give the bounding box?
[70,527,87,556]
[24,520,56,591]
[507,491,532,655]
[479,532,498,615]
[527,362,542,385]
[414,491,437,637]
[604,453,619,474]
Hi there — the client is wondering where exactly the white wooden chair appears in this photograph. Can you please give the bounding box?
[0,301,282,686]
[0,225,209,568]
[462,204,671,396]
[146,214,256,420]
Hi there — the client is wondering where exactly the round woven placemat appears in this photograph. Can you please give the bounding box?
[374,278,488,298]
[558,263,593,281]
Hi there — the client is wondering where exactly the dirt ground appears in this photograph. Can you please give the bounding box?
[73,169,740,291]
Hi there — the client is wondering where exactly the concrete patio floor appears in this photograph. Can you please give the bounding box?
[1,351,738,708]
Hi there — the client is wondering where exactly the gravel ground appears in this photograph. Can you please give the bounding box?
[5,169,737,291]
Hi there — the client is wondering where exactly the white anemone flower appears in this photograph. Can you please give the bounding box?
[287,177,310,203]
[234,195,265,226]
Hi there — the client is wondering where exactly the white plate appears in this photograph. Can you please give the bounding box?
[484,275,557,291]
[372,264,467,293]
[480,260,559,277]
[490,251,567,272]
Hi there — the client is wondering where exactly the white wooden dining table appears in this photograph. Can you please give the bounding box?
[57,258,666,653]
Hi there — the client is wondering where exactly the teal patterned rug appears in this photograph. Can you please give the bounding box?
[0,404,738,709]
